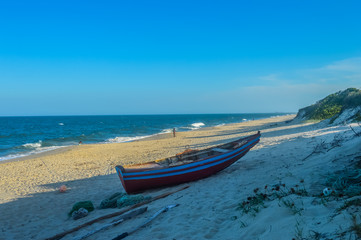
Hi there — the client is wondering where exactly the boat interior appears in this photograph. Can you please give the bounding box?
[122,138,249,172]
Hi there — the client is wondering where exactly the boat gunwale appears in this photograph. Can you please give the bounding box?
[123,138,258,178]
[121,139,259,181]
[119,133,260,177]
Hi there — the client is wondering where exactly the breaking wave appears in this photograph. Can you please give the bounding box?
[190,122,205,129]
[106,136,148,143]
[161,128,173,134]
[22,141,42,149]
[1,145,64,161]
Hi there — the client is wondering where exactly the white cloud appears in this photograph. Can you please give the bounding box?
[258,73,281,82]
[206,57,361,113]
[212,83,347,112]
[304,57,361,87]
[322,57,361,72]
[261,57,361,89]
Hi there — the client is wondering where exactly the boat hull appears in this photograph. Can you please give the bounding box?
[116,132,260,193]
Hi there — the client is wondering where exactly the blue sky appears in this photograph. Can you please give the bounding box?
[0,0,361,116]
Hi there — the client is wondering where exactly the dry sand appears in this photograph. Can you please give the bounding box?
[1,115,361,240]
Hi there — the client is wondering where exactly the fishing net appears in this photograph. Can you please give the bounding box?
[100,192,151,209]
[99,192,126,209]
[68,201,94,217]
[117,194,151,208]
[326,168,361,197]
[71,208,89,220]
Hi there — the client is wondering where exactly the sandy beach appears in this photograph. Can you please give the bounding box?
[1,115,361,240]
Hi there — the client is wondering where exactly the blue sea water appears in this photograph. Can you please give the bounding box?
[0,113,288,161]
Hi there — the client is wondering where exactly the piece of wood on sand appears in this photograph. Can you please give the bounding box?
[45,185,189,240]
[75,207,148,240]
[112,204,179,240]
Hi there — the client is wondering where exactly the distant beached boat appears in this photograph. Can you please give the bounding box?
[115,131,261,194]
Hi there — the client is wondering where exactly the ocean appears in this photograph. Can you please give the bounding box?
[0,113,288,161]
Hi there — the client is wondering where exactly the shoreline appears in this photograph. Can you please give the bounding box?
[0,114,294,165]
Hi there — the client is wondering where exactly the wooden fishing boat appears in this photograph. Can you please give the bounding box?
[115,131,261,194]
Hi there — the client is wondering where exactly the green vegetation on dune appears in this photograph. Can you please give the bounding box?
[297,88,361,122]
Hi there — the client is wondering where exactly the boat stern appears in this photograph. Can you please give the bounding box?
[115,165,128,193]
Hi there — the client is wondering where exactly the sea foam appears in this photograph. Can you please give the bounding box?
[161,128,173,134]
[22,141,42,149]
[0,145,64,161]
[190,122,205,129]
[106,136,148,143]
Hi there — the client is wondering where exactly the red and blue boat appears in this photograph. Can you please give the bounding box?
[116,131,260,193]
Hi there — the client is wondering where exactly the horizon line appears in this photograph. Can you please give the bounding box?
[0,112,295,118]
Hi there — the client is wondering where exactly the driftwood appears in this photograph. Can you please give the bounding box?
[302,140,327,161]
[302,133,348,161]
[75,207,147,240]
[112,204,179,240]
[327,134,343,152]
[349,125,360,137]
[45,185,189,240]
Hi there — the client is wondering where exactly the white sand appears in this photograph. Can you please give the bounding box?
[1,115,361,240]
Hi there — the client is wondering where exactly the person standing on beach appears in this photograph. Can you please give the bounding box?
[173,128,176,137]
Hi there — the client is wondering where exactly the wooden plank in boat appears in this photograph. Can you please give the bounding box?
[212,148,229,153]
